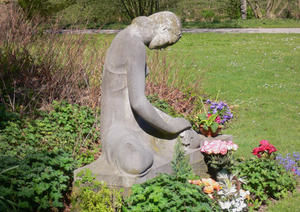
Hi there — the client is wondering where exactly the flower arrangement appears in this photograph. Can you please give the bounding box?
[276,152,300,176]
[252,140,277,159]
[216,172,249,212]
[200,140,238,155]
[188,178,221,198]
[194,99,233,136]
[188,174,249,211]
[200,140,238,176]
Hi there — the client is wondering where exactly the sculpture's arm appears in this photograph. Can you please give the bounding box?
[127,43,191,136]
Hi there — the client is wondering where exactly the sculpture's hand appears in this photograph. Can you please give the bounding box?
[172,117,192,134]
[180,129,205,149]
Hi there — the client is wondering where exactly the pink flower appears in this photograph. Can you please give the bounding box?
[212,145,220,154]
[260,140,270,146]
[220,146,228,155]
[215,116,221,124]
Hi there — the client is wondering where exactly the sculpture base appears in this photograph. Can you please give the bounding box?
[73,134,233,188]
[74,148,207,188]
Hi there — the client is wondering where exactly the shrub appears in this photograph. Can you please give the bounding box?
[0,150,76,211]
[0,5,105,114]
[71,169,123,212]
[123,174,220,211]
[0,101,100,165]
[234,158,297,209]
[171,138,194,179]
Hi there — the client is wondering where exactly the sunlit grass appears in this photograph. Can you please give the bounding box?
[89,33,300,210]
[182,18,300,28]
[168,33,300,158]
[90,33,300,157]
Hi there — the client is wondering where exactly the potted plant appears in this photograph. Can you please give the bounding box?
[200,140,238,179]
[194,99,233,137]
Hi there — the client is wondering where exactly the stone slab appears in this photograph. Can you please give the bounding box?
[74,147,208,188]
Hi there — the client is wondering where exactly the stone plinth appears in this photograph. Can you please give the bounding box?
[74,134,233,188]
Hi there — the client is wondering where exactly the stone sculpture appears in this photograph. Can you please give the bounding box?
[101,11,201,176]
[75,12,209,188]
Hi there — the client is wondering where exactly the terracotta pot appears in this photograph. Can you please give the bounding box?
[199,125,223,137]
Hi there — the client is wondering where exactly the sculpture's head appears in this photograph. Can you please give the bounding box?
[131,11,182,49]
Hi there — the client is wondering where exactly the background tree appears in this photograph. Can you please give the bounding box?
[240,0,247,19]
[116,0,180,20]
[247,0,297,19]
[18,0,75,19]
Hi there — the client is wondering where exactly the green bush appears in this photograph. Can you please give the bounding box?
[0,150,76,211]
[123,174,220,212]
[71,169,123,212]
[171,138,194,179]
[0,101,100,165]
[234,158,297,209]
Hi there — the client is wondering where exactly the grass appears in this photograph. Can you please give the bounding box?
[170,33,300,211]
[168,33,300,158]
[90,32,300,157]
[182,18,300,28]
[89,32,300,210]
[267,192,300,211]
[58,18,300,30]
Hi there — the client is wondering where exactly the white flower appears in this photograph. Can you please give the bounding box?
[232,144,238,151]
[219,201,231,209]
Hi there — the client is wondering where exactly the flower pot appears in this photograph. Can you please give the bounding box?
[199,125,223,137]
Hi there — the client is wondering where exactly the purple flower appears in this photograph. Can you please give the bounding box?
[295,169,300,176]
[206,99,211,104]
[276,152,300,175]
[217,104,223,110]
[213,108,217,114]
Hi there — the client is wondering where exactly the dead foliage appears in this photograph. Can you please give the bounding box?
[0,4,107,114]
[146,50,202,117]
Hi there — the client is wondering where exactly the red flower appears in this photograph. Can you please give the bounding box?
[252,140,277,158]
[252,147,263,158]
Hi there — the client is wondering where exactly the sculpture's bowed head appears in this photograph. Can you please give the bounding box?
[132,11,182,49]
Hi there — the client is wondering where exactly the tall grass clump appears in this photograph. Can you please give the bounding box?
[0,4,107,115]
[146,50,203,117]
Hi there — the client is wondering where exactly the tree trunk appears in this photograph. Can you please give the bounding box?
[240,0,247,19]
[247,0,262,18]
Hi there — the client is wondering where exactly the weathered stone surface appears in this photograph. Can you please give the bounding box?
[74,143,208,188]
[74,11,209,187]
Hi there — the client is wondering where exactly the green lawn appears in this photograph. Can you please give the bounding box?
[167,33,300,158]
[91,32,300,211]
[92,32,300,159]
[170,33,300,211]
[182,18,300,29]
[74,18,300,29]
